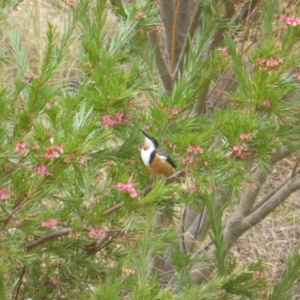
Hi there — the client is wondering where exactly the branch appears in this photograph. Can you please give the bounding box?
[13,266,26,300]
[189,0,238,116]
[160,0,174,65]
[172,2,202,80]
[2,187,42,225]
[170,0,195,73]
[25,228,72,251]
[243,176,300,229]
[142,169,187,194]
[103,202,124,216]
[234,147,290,218]
[205,0,237,58]
[148,31,174,92]
[84,234,111,256]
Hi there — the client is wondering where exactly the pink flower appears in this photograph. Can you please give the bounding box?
[135,11,147,20]
[220,47,229,59]
[114,182,139,198]
[24,72,35,83]
[187,145,204,154]
[171,108,181,116]
[0,188,9,200]
[102,112,131,128]
[281,15,300,26]
[232,143,251,158]
[88,228,106,238]
[188,186,199,193]
[181,155,194,164]
[16,219,23,225]
[294,72,300,80]
[32,144,40,150]
[262,99,271,107]
[33,164,53,176]
[239,133,253,140]
[252,182,257,190]
[16,141,27,151]
[255,56,282,72]
[40,219,58,228]
[45,102,53,110]
[41,145,63,159]
[122,268,135,275]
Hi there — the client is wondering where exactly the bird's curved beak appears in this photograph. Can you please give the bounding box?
[140,129,151,139]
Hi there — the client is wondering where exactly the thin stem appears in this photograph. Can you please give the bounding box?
[25,228,72,251]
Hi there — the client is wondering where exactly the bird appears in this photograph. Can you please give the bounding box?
[140,129,176,177]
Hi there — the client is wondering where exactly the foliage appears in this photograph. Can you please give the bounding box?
[0,0,300,299]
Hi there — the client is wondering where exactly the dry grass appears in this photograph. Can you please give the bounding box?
[229,157,300,298]
[0,0,119,83]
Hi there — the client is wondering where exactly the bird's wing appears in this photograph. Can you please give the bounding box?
[156,149,177,169]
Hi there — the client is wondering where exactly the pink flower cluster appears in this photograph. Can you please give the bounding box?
[16,141,28,151]
[0,188,9,200]
[171,108,181,116]
[33,164,53,176]
[135,11,147,20]
[102,112,131,127]
[255,56,282,72]
[281,15,300,26]
[220,47,229,59]
[40,219,58,228]
[24,72,35,84]
[40,145,63,159]
[182,145,204,164]
[239,133,253,140]
[122,268,135,276]
[232,143,251,158]
[262,99,271,107]
[88,228,106,238]
[187,145,204,154]
[114,182,139,198]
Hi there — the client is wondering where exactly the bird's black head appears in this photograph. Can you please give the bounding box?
[140,129,159,148]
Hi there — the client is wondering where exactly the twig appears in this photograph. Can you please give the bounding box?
[250,177,289,214]
[181,208,187,251]
[142,169,187,194]
[2,189,39,225]
[25,228,72,251]
[13,266,26,300]
[291,157,300,177]
[103,202,124,216]
[84,234,111,256]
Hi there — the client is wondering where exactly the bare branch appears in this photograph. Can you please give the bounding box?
[148,31,174,92]
[170,0,195,73]
[172,2,202,80]
[189,0,238,116]
[233,147,291,218]
[160,0,174,65]
[250,177,289,214]
[243,176,300,229]
[13,266,26,300]
[205,0,237,57]
[25,228,72,251]
[84,234,112,256]
[103,202,124,216]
